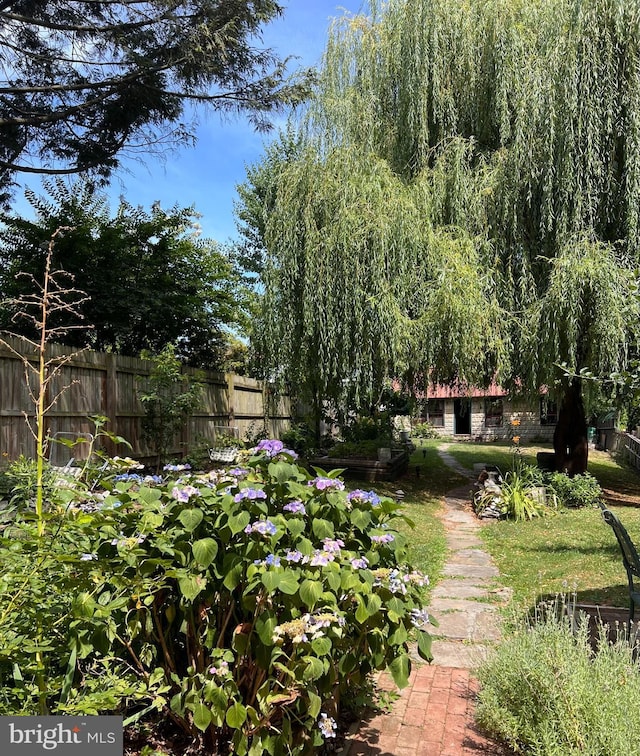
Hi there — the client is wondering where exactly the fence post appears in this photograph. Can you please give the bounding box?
[104,352,118,455]
[227,373,235,428]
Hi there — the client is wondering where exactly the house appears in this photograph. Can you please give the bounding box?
[420,382,558,442]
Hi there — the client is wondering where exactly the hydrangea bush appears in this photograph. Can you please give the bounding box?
[1,440,432,755]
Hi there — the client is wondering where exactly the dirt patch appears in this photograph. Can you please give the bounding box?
[602,488,640,508]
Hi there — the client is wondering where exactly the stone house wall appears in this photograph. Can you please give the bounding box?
[423,395,556,441]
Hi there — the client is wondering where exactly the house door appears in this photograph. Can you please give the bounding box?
[454,398,471,435]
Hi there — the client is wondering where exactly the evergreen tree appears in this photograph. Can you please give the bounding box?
[0,0,310,198]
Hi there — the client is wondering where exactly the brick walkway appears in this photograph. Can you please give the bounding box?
[344,666,501,755]
[339,448,510,755]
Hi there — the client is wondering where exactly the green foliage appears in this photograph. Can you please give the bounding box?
[139,345,203,468]
[279,423,315,457]
[411,422,440,440]
[0,180,251,367]
[545,471,604,509]
[476,602,640,755]
[0,443,433,753]
[0,0,310,190]
[475,464,554,522]
[3,455,55,511]
[244,0,640,429]
[342,415,393,443]
[327,441,384,460]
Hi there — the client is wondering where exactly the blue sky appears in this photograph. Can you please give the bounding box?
[13,1,364,244]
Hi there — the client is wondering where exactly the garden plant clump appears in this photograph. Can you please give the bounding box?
[0,440,432,755]
[476,600,640,755]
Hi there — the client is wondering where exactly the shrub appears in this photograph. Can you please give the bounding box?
[476,602,640,755]
[327,440,386,459]
[475,464,554,522]
[544,471,604,508]
[411,422,440,439]
[342,415,393,443]
[280,423,315,456]
[0,441,433,754]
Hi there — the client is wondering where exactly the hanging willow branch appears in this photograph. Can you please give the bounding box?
[246,0,640,411]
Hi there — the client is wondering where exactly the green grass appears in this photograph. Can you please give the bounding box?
[346,441,456,599]
[349,438,640,610]
[443,441,640,608]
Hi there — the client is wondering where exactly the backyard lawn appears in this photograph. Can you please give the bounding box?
[389,439,640,611]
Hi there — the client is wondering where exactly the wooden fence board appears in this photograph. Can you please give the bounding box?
[0,336,291,463]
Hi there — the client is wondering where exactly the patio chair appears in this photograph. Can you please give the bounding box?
[600,505,640,641]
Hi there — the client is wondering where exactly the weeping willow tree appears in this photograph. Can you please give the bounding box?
[241,0,640,471]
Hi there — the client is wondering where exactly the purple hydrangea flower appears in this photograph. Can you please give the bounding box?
[284,549,306,563]
[244,519,277,537]
[351,556,369,570]
[163,463,191,472]
[310,550,334,566]
[228,467,248,478]
[234,488,268,503]
[172,485,199,502]
[410,607,431,628]
[347,489,381,506]
[264,554,281,567]
[308,477,345,491]
[371,533,395,544]
[322,538,345,554]
[253,439,284,456]
[283,499,306,515]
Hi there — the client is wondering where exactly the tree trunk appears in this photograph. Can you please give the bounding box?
[553,378,588,475]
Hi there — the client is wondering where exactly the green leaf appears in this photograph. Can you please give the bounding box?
[302,656,324,680]
[226,701,248,729]
[193,702,212,731]
[192,538,218,568]
[355,596,368,624]
[223,561,244,590]
[299,579,323,608]
[268,461,298,482]
[255,614,277,645]
[278,572,300,595]
[326,569,341,592]
[261,571,280,593]
[311,636,332,656]
[307,691,322,719]
[178,508,204,532]
[387,597,406,620]
[178,575,205,602]
[389,654,411,689]
[228,511,251,535]
[350,508,371,531]
[366,593,382,617]
[417,630,433,663]
[312,518,334,540]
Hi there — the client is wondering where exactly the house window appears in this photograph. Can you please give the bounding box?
[426,399,445,427]
[485,398,503,428]
[540,398,558,425]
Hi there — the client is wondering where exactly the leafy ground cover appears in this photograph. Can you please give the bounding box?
[438,440,640,609]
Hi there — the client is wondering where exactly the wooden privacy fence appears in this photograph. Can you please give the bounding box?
[611,430,640,473]
[0,336,291,463]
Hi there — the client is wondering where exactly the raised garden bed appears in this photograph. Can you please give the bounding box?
[309,448,410,481]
